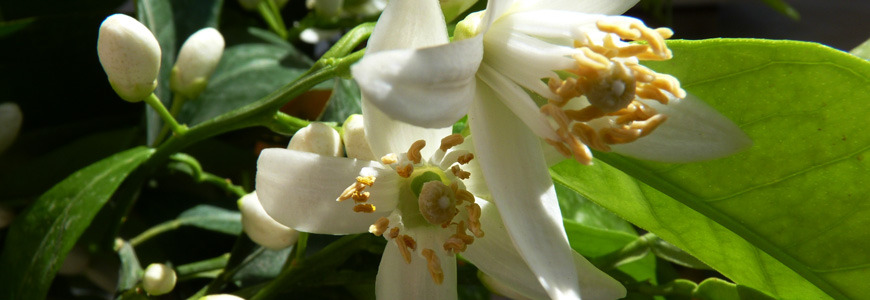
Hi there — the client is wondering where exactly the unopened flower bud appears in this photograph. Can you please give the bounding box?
[142,263,176,295]
[239,192,299,250]
[341,114,375,160]
[170,28,225,99]
[97,14,161,102]
[287,122,343,157]
[0,102,22,154]
[200,294,245,300]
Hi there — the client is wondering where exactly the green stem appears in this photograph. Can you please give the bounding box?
[590,232,655,270]
[169,153,248,197]
[153,94,188,146]
[144,93,188,142]
[176,253,230,279]
[129,219,184,247]
[257,0,288,39]
[267,112,312,135]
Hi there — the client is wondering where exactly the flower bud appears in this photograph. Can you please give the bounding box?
[287,122,344,157]
[0,102,22,154]
[97,14,161,102]
[200,294,245,300]
[142,263,176,295]
[239,192,299,250]
[170,28,225,99]
[341,114,375,160]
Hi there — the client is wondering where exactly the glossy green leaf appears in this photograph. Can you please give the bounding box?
[319,78,362,123]
[648,237,710,270]
[0,147,154,299]
[177,205,243,235]
[693,278,776,300]
[138,0,176,144]
[180,34,311,126]
[555,39,870,299]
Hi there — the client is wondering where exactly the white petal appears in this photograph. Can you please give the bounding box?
[477,66,559,141]
[255,148,399,234]
[376,227,458,300]
[361,99,452,158]
[464,200,626,300]
[352,36,483,128]
[483,25,576,99]
[468,95,580,299]
[610,93,752,162]
[500,10,601,42]
[239,192,299,250]
[522,0,639,15]
[367,0,448,52]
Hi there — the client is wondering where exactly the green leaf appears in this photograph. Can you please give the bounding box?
[138,0,177,144]
[177,204,242,235]
[232,247,292,285]
[648,237,710,270]
[759,0,800,20]
[117,240,144,291]
[319,78,362,123]
[850,36,870,60]
[0,17,35,38]
[0,147,154,299]
[555,39,870,299]
[693,278,776,300]
[180,35,312,126]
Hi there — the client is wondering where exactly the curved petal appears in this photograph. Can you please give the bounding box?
[522,0,639,15]
[468,94,580,299]
[464,200,626,300]
[367,0,448,52]
[477,66,559,141]
[376,227,458,300]
[256,148,400,234]
[483,25,575,99]
[610,93,752,162]
[361,99,452,159]
[352,36,483,128]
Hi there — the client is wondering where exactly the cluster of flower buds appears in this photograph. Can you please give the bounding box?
[97,14,224,102]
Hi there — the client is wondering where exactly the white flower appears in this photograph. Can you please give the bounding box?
[200,294,244,300]
[142,263,177,296]
[97,14,161,102]
[239,192,299,250]
[351,0,751,298]
[0,102,22,154]
[170,28,225,99]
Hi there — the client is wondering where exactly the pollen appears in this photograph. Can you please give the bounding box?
[450,165,471,180]
[369,217,389,236]
[396,234,414,263]
[443,221,475,254]
[466,204,484,238]
[353,203,375,213]
[457,153,474,164]
[439,134,464,151]
[422,248,444,284]
[380,153,398,164]
[338,176,376,202]
[388,227,400,239]
[396,163,414,178]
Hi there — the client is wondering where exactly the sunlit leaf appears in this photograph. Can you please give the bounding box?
[0,147,154,299]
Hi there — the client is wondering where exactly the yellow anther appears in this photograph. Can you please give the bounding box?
[556,127,594,165]
[457,153,474,165]
[571,122,610,152]
[541,104,571,130]
[450,165,471,180]
[407,140,426,164]
[369,217,390,236]
[396,235,413,264]
[455,188,474,205]
[353,203,376,213]
[351,191,370,203]
[466,204,484,238]
[380,153,398,164]
[564,106,606,123]
[573,48,611,71]
[396,163,414,178]
[388,227,400,239]
[545,139,572,158]
[636,84,670,104]
[422,249,444,285]
[443,221,475,254]
[439,134,464,151]
[634,114,668,138]
[357,176,375,186]
[651,74,686,99]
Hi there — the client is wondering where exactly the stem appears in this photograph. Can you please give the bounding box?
[176,253,230,279]
[169,153,248,197]
[153,94,188,146]
[590,232,655,270]
[144,93,188,141]
[129,219,184,247]
[257,0,288,39]
[267,112,311,135]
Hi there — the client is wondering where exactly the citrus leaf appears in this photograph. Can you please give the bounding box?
[0,147,154,299]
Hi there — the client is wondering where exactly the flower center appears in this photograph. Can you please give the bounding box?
[542,17,685,165]
[342,134,484,284]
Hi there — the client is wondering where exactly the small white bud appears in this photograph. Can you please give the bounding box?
[142,263,177,296]
[97,14,161,102]
[0,102,22,154]
[287,122,344,157]
[200,294,245,300]
[341,114,375,160]
[170,28,225,99]
[239,193,299,250]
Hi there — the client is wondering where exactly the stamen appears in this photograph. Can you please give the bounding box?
[357,176,376,187]
[353,203,375,213]
[443,221,475,254]
[380,153,398,165]
[545,139,572,158]
[455,189,474,205]
[369,217,389,236]
[396,235,413,263]
[439,134,464,151]
[450,165,471,180]
[457,153,474,165]
[466,204,484,238]
[564,106,606,122]
[422,249,444,284]
[351,191,370,203]
[407,140,426,164]
[388,227,400,239]
[396,163,414,178]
